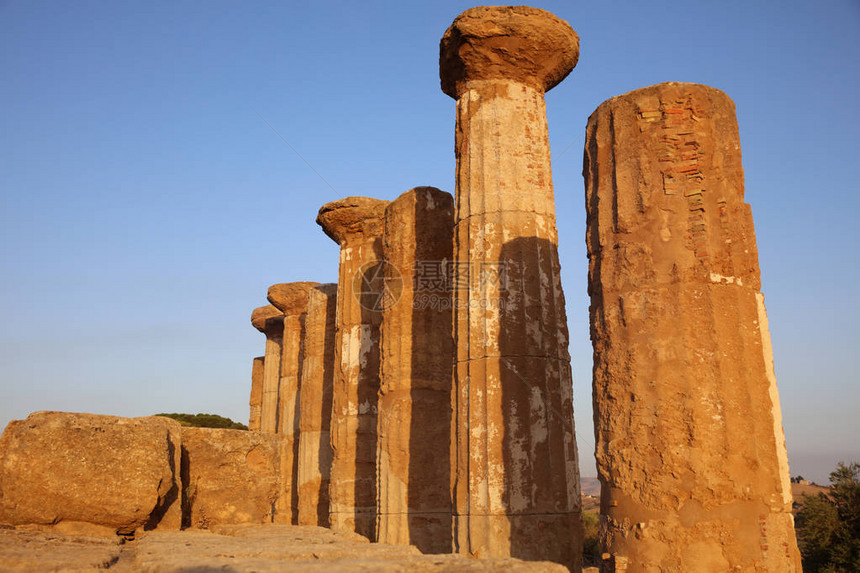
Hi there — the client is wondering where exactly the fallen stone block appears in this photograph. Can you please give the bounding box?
[0,411,182,534]
[180,427,282,528]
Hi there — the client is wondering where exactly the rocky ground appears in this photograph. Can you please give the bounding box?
[0,523,570,572]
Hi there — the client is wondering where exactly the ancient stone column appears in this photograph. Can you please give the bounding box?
[267,281,319,524]
[584,82,801,572]
[248,356,264,431]
[439,7,583,568]
[377,187,454,553]
[296,283,338,527]
[251,304,285,434]
[316,197,389,540]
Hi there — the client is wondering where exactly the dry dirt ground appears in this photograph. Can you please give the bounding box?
[0,523,568,572]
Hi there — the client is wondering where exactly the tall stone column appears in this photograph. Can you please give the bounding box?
[316,197,389,540]
[584,82,801,572]
[267,281,319,524]
[439,7,583,569]
[297,283,338,527]
[377,187,454,553]
[251,304,285,434]
[249,356,264,431]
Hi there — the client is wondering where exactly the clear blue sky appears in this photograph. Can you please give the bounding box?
[1,1,857,483]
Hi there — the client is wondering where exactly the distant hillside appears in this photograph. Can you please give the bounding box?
[580,477,600,497]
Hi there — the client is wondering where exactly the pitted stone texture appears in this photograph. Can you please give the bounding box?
[0,526,569,572]
[317,197,389,540]
[377,187,454,553]
[0,412,181,534]
[267,282,320,314]
[0,529,123,572]
[181,428,282,529]
[249,356,264,431]
[441,7,582,569]
[122,525,568,572]
[439,6,578,98]
[252,304,285,434]
[297,284,337,527]
[584,82,801,572]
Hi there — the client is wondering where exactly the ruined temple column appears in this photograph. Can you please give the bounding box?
[249,356,264,431]
[316,197,389,540]
[377,187,454,553]
[584,82,801,572]
[251,304,285,434]
[267,281,319,524]
[297,283,338,527]
[440,7,583,568]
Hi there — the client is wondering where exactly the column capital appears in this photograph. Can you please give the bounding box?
[267,281,320,315]
[316,197,389,245]
[439,6,579,99]
[251,304,284,336]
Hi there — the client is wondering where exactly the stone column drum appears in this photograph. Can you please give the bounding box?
[316,197,389,540]
[297,283,338,527]
[268,281,319,524]
[439,7,583,568]
[584,82,801,572]
[249,356,264,431]
[251,304,285,434]
[377,187,455,553]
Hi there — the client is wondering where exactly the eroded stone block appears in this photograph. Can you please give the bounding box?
[0,411,181,534]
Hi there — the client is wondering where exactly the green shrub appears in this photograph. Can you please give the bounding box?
[155,413,248,430]
[582,510,600,566]
[796,462,860,572]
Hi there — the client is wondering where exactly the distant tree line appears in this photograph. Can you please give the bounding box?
[155,412,248,430]
[795,462,860,572]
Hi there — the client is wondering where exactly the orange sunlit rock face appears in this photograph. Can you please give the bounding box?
[584,82,802,572]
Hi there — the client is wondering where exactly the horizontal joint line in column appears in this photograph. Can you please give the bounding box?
[456,354,568,362]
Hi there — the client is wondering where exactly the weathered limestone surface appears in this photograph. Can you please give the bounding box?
[0,525,570,572]
[252,304,285,434]
[317,197,389,540]
[296,283,338,527]
[0,412,181,534]
[584,82,801,572]
[180,428,282,529]
[440,6,583,569]
[249,356,264,431]
[267,281,319,524]
[0,529,123,572]
[377,187,455,553]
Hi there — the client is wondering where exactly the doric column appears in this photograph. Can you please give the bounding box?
[251,304,285,434]
[249,356,264,431]
[377,187,454,553]
[584,82,801,572]
[296,283,338,527]
[439,7,583,569]
[316,197,389,540]
[267,281,319,524]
